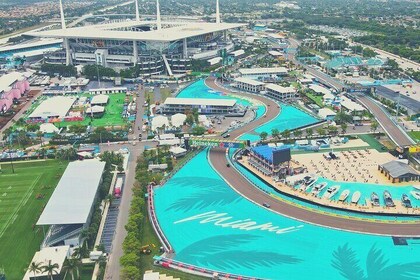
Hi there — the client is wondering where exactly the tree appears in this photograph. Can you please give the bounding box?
[281,129,291,139]
[41,260,59,280]
[371,121,379,133]
[121,265,140,280]
[29,261,43,280]
[335,112,353,124]
[63,258,80,280]
[271,128,280,139]
[191,126,206,135]
[106,194,114,206]
[293,130,303,138]
[317,127,326,136]
[185,114,195,126]
[306,128,314,138]
[327,126,338,136]
[72,243,88,259]
[259,131,268,141]
[340,123,348,134]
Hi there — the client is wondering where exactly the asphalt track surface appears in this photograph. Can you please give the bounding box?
[206,77,420,236]
[355,94,414,147]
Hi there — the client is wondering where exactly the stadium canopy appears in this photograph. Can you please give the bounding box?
[37,159,106,226]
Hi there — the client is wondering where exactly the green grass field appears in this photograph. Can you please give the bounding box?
[408,131,420,142]
[0,160,68,280]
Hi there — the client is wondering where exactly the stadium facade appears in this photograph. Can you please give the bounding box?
[28,0,244,77]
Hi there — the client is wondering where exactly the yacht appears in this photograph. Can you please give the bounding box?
[383,190,395,207]
[311,182,327,196]
[371,192,380,206]
[410,191,420,200]
[351,191,361,204]
[401,194,412,208]
[339,189,350,202]
[322,185,340,199]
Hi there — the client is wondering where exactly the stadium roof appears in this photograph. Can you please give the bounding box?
[28,96,76,119]
[37,159,106,226]
[164,97,236,107]
[28,21,245,42]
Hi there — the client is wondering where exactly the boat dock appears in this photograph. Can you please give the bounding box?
[238,156,420,216]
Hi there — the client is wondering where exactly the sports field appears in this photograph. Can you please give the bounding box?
[0,160,68,279]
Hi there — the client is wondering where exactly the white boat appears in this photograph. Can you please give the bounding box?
[323,185,340,199]
[339,189,350,202]
[413,186,420,191]
[410,191,420,200]
[351,191,361,204]
[311,182,328,196]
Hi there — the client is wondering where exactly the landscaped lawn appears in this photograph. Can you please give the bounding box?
[305,92,324,107]
[61,93,129,127]
[0,159,68,279]
[408,131,420,142]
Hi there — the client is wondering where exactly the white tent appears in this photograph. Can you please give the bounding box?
[39,123,59,134]
[152,115,169,131]
[171,113,186,127]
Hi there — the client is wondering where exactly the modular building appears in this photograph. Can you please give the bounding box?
[234,77,265,93]
[264,83,297,101]
[161,97,246,116]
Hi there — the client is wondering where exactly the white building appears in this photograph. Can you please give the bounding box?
[234,77,265,93]
[309,84,332,95]
[238,67,288,77]
[341,97,366,113]
[91,94,109,105]
[37,159,106,248]
[152,115,170,131]
[161,97,245,116]
[23,245,70,280]
[264,83,297,101]
[318,108,337,120]
[171,113,187,127]
[89,87,127,95]
[28,96,76,120]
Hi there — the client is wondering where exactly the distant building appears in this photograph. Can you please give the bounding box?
[238,67,288,79]
[233,77,265,93]
[88,87,127,95]
[264,83,297,101]
[0,72,31,113]
[378,161,419,183]
[318,108,336,121]
[90,94,109,106]
[28,96,76,121]
[161,97,246,116]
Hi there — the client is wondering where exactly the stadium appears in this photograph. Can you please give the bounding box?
[27,0,245,77]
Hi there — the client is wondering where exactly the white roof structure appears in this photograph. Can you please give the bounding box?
[39,123,59,134]
[169,146,187,155]
[230,49,245,57]
[322,92,336,101]
[268,50,282,56]
[22,245,70,280]
[318,108,337,119]
[309,84,331,95]
[239,67,288,76]
[0,38,62,52]
[207,57,222,65]
[29,20,245,42]
[234,77,265,86]
[341,97,365,112]
[152,115,169,130]
[265,83,296,94]
[0,72,31,92]
[86,105,105,114]
[89,87,127,94]
[91,94,109,105]
[28,96,76,119]
[171,113,186,127]
[37,159,106,225]
[143,271,160,280]
[164,97,236,107]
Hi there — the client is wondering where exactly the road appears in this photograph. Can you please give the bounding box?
[103,85,157,280]
[209,148,420,236]
[355,94,414,148]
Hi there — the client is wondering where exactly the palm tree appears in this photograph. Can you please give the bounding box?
[72,242,88,259]
[281,129,291,139]
[28,261,43,280]
[340,123,348,134]
[271,128,280,139]
[305,128,314,138]
[63,258,80,280]
[41,260,59,280]
[106,194,114,206]
[259,132,268,141]
[317,127,326,136]
[371,121,379,134]
[293,130,303,138]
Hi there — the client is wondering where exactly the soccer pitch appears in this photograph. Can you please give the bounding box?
[0,160,68,279]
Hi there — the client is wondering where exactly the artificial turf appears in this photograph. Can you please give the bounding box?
[0,159,68,279]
